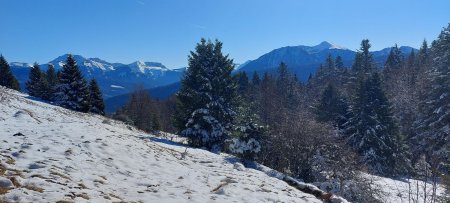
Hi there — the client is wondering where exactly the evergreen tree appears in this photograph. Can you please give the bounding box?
[383,44,404,79]
[415,24,450,170]
[175,39,236,150]
[251,71,260,86]
[26,63,46,98]
[53,54,90,112]
[344,73,407,175]
[335,55,344,70]
[45,63,58,100]
[228,103,265,161]
[352,39,376,78]
[0,55,20,90]
[236,71,249,94]
[315,84,350,129]
[88,79,105,115]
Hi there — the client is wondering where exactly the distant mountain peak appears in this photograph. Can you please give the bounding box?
[313,41,347,51]
[128,61,168,73]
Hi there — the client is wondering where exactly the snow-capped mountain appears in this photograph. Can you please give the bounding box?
[238,41,416,81]
[10,54,185,98]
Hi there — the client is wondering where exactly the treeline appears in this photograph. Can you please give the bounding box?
[0,54,105,115]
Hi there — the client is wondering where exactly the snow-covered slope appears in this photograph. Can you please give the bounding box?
[0,87,324,203]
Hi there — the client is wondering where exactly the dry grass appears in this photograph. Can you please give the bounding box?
[76,193,90,200]
[93,179,105,184]
[0,187,10,195]
[55,201,74,203]
[23,183,44,193]
[50,170,71,180]
[9,177,21,187]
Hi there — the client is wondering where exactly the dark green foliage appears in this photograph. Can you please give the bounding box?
[88,79,105,115]
[45,64,58,99]
[26,63,47,98]
[344,73,406,175]
[0,55,20,90]
[175,39,236,150]
[415,24,450,170]
[236,71,249,94]
[53,54,90,112]
[251,71,260,86]
[315,84,351,129]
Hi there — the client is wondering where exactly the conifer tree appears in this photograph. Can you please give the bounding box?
[236,71,249,94]
[175,39,236,150]
[26,63,46,98]
[0,55,20,90]
[415,24,450,169]
[88,79,105,115]
[53,54,90,112]
[335,55,344,70]
[344,73,407,175]
[45,63,58,100]
[251,71,260,86]
[315,84,350,129]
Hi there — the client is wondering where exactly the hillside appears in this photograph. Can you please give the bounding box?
[0,87,330,203]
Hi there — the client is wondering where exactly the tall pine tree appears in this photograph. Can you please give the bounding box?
[53,54,90,112]
[88,79,105,115]
[175,39,236,150]
[26,63,46,98]
[344,73,407,175]
[0,55,20,90]
[415,24,450,170]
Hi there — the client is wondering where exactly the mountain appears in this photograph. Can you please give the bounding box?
[104,82,181,113]
[0,86,339,203]
[10,54,185,98]
[238,41,416,81]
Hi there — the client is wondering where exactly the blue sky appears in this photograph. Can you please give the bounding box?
[1,0,449,68]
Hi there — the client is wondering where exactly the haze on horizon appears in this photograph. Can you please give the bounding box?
[1,0,449,68]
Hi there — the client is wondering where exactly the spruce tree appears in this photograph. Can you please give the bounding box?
[53,54,90,112]
[175,39,236,150]
[0,55,20,90]
[335,55,344,70]
[344,73,406,175]
[415,24,450,169]
[88,79,105,115]
[236,71,249,94]
[251,71,260,86]
[45,63,58,100]
[26,63,45,98]
[315,84,350,129]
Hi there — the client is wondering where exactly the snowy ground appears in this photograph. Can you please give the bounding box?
[0,87,324,203]
[367,173,448,203]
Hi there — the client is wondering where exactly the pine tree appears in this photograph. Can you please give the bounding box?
[228,102,265,161]
[175,39,236,150]
[88,79,105,115]
[344,73,407,175]
[335,55,344,70]
[0,55,20,90]
[45,63,58,100]
[415,24,450,170]
[236,71,249,94]
[251,71,260,86]
[26,63,46,98]
[53,54,90,112]
[315,84,350,129]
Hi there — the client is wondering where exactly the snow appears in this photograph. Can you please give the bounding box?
[110,85,124,89]
[0,87,323,203]
[129,61,168,73]
[364,173,448,203]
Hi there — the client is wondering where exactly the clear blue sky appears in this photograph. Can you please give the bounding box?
[1,0,449,68]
